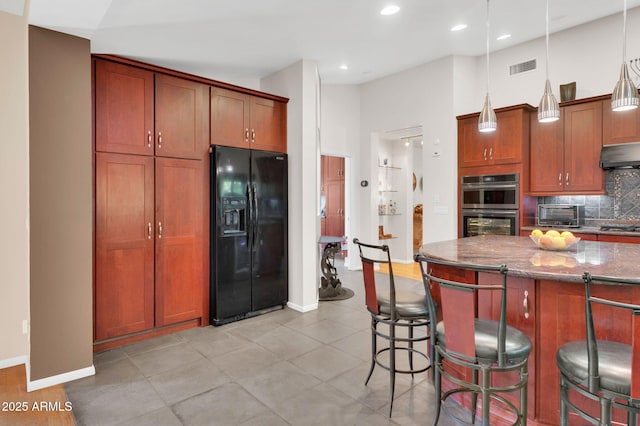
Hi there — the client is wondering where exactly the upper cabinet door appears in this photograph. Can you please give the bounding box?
[602,99,640,145]
[95,60,154,155]
[155,74,209,159]
[210,87,250,149]
[250,97,286,153]
[563,101,604,193]
[530,113,565,193]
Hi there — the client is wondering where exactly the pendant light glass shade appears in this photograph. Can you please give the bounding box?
[538,0,560,123]
[479,93,497,132]
[612,63,639,111]
[478,0,496,132]
[612,0,639,111]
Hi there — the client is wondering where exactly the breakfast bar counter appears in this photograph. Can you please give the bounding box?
[419,235,640,425]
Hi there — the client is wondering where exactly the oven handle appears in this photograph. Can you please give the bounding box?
[462,209,519,216]
[461,183,518,190]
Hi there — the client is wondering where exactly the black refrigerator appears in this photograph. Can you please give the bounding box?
[210,145,288,325]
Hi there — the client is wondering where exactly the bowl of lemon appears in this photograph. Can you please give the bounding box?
[529,229,580,251]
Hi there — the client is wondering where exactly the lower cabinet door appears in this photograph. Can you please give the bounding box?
[95,153,155,341]
[155,157,204,326]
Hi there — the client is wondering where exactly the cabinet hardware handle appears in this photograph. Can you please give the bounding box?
[489,147,493,160]
[251,129,256,142]
[158,131,162,149]
[523,290,530,319]
[245,128,249,141]
[483,148,487,160]
[565,173,570,186]
[147,222,152,239]
[158,222,163,239]
[147,131,152,148]
[558,173,562,185]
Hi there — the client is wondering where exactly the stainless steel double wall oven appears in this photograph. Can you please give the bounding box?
[460,173,519,237]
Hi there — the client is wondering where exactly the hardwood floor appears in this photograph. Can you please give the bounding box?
[0,364,74,426]
[378,261,422,281]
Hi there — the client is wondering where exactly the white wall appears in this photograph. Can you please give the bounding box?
[0,10,30,367]
[321,8,640,254]
[262,60,320,313]
[475,8,640,113]
[319,85,360,266]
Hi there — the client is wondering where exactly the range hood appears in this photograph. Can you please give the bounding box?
[600,142,640,169]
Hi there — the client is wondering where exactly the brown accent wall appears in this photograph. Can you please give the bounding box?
[29,26,93,380]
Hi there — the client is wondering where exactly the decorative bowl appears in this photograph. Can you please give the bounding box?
[530,234,580,251]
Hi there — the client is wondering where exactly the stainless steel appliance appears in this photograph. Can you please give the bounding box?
[460,173,519,237]
[210,145,288,325]
[537,204,584,227]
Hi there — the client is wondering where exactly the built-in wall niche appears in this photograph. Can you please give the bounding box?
[375,129,423,263]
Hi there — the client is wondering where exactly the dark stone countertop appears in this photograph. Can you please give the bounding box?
[419,235,640,283]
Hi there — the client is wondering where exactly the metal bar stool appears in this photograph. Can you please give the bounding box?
[556,272,640,425]
[353,238,432,417]
[415,255,531,426]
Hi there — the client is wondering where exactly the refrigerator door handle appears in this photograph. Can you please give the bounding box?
[247,183,253,247]
[252,183,258,248]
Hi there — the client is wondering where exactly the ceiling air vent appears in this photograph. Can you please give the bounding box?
[509,59,537,76]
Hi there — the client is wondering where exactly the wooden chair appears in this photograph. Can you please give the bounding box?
[353,238,432,417]
[556,272,640,425]
[415,255,531,426]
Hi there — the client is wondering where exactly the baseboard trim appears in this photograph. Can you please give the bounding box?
[27,364,95,392]
[0,355,28,370]
[287,300,318,313]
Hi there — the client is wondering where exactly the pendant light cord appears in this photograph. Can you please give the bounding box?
[486,0,490,94]
[545,0,550,80]
[623,0,628,64]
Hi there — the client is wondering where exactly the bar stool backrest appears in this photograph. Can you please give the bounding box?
[416,255,509,365]
[439,281,477,361]
[353,238,395,317]
[583,272,640,401]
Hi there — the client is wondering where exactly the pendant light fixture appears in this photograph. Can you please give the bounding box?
[478,0,497,132]
[611,0,639,111]
[538,0,560,123]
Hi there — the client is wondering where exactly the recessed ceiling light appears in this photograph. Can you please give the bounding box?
[450,24,467,32]
[497,34,511,41]
[380,5,400,16]
[339,64,348,70]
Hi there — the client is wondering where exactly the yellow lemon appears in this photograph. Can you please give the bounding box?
[560,231,574,238]
[531,229,543,238]
[550,236,567,250]
[545,229,561,238]
[538,234,553,249]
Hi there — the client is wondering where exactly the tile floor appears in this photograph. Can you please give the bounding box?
[64,261,459,426]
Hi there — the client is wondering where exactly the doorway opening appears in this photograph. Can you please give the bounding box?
[320,155,348,259]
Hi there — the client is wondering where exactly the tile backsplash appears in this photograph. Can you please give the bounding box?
[539,169,640,226]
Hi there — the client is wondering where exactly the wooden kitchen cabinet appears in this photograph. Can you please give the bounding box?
[94,57,208,347]
[458,106,532,168]
[95,59,209,159]
[598,234,640,243]
[95,153,155,341]
[537,280,639,425]
[155,157,204,326]
[95,154,204,340]
[155,74,209,160]
[529,100,604,195]
[478,273,536,419]
[321,155,345,237]
[211,86,286,153]
[95,60,154,156]
[602,98,640,145]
